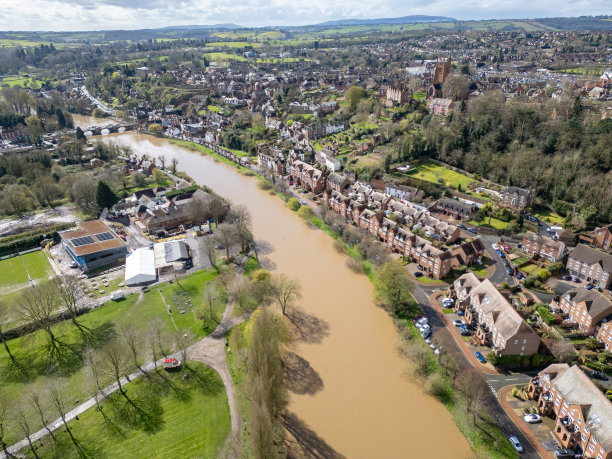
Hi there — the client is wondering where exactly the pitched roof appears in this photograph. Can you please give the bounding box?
[551,365,612,452]
[563,288,612,320]
[569,244,612,272]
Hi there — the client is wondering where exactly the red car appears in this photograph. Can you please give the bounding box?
[503,244,511,251]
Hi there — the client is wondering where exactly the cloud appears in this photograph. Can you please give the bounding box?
[0,0,609,31]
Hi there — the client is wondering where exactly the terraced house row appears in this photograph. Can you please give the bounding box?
[449,273,541,356]
[322,188,483,279]
[527,364,612,459]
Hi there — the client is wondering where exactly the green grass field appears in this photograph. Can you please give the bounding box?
[0,268,225,445]
[0,76,43,89]
[404,160,477,189]
[206,41,262,48]
[0,250,53,289]
[26,362,230,459]
[204,52,246,62]
[534,209,565,225]
[469,217,511,230]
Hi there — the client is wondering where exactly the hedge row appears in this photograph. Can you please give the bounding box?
[0,223,72,257]
[165,184,199,200]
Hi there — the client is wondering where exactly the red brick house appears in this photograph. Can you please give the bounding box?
[527,364,612,459]
[289,160,327,194]
[522,231,566,262]
[401,234,454,280]
[597,322,612,351]
[450,274,540,356]
[555,288,612,334]
[348,200,367,225]
[326,172,351,193]
[567,244,612,288]
[429,98,454,115]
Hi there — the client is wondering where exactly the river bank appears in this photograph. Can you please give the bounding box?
[101,132,473,458]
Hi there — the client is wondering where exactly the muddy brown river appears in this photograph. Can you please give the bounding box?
[100,132,472,458]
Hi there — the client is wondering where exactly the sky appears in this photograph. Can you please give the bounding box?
[0,0,609,31]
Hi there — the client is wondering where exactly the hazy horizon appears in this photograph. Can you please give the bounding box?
[0,1,610,32]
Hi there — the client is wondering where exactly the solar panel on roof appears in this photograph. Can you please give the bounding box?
[95,232,114,242]
[71,236,94,247]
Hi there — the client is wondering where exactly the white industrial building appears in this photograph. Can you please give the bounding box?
[124,247,157,286]
[124,240,191,286]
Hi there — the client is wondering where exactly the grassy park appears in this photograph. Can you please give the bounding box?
[403,160,477,190]
[26,362,230,459]
[0,268,228,446]
[0,250,54,289]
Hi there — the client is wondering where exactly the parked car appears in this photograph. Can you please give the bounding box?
[561,275,572,281]
[421,329,432,339]
[69,261,78,268]
[457,223,466,230]
[215,244,225,250]
[468,227,478,234]
[523,414,541,423]
[492,243,499,250]
[460,324,475,331]
[507,268,515,276]
[417,264,424,271]
[475,352,486,363]
[585,283,595,290]
[453,320,466,327]
[419,324,431,332]
[508,436,524,453]
[414,272,423,278]
[572,277,581,283]
[590,371,609,381]
[425,337,432,344]
[417,317,429,325]
[503,243,512,251]
[460,329,472,336]
[457,310,465,316]
[412,315,423,323]
[554,449,576,458]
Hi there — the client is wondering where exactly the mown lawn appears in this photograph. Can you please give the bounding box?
[534,209,565,226]
[0,250,53,289]
[405,160,476,189]
[0,269,223,446]
[25,362,230,459]
[167,139,250,173]
[469,217,512,230]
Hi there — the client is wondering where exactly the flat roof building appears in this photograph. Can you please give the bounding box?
[60,220,127,272]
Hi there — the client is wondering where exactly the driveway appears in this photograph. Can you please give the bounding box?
[412,284,540,458]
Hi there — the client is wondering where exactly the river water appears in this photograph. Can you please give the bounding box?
[72,114,118,129]
[100,132,472,458]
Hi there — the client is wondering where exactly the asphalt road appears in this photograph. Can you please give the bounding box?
[412,282,540,459]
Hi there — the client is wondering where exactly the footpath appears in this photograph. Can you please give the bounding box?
[3,265,249,458]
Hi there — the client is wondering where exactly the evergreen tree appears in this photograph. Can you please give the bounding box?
[75,126,86,142]
[96,181,118,210]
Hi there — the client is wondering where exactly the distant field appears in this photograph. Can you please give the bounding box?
[0,76,43,89]
[256,57,310,63]
[207,41,262,48]
[110,55,169,66]
[0,250,53,289]
[558,67,606,76]
[204,52,246,62]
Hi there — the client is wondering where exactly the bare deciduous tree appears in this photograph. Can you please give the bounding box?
[51,275,84,329]
[16,408,39,459]
[208,197,225,225]
[454,368,488,424]
[550,339,576,363]
[121,325,144,373]
[270,274,302,315]
[0,301,16,362]
[202,235,218,269]
[0,393,11,459]
[100,342,129,393]
[227,205,253,253]
[29,390,56,443]
[50,385,85,457]
[216,223,236,259]
[18,283,59,348]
